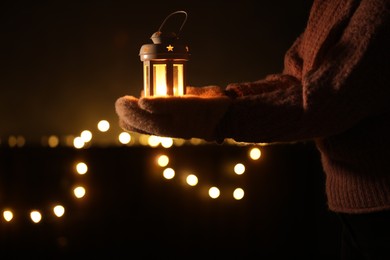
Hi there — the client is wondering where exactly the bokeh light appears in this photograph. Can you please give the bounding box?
[234,163,245,175]
[76,162,88,175]
[249,147,262,160]
[163,168,175,179]
[186,174,198,186]
[173,138,185,146]
[157,155,169,167]
[97,120,110,132]
[118,132,131,144]
[80,130,92,142]
[138,134,149,146]
[160,137,173,148]
[3,210,13,222]
[53,205,65,217]
[148,135,160,147]
[189,138,203,145]
[30,210,42,223]
[208,187,220,199]
[48,135,59,148]
[73,137,84,149]
[233,188,245,200]
[73,186,86,198]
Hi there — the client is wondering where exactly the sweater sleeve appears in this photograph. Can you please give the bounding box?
[216,0,389,144]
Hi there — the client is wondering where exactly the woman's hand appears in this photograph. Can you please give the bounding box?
[115,86,232,141]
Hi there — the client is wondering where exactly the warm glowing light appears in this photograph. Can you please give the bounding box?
[157,155,169,167]
[81,130,93,142]
[186,174,198,186]
[19,136,25,146]
[6,135,23,147]
[97,120,110,132]
[119,132,131,144]
[249,147,262,160]
[160,137,173,148]
[234,163,245,175]
[73,137,84,149]
[233,188,245,200]
[189,138,203,145]
[30,210,42,223]
[65,135,74,146]
[139,134,149,146]
[8,136,17,147]
[173,138,185,146]
[148,135,160,147]
[3,210,13,222]
[76,162,88,175]
[174,64,184,95]
[74,186,86,198]
[48,135,59,148]
[15,136,25,147]
[53,205,65,217]
[208,187,220,199]
[154,64,167,96]
[163,168,175,179]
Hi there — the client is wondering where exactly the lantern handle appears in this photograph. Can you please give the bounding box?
[158,10,188,37]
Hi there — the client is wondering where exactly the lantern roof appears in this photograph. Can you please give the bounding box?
[139,11,190,61]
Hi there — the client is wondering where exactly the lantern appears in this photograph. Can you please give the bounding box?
[139,11,190,97]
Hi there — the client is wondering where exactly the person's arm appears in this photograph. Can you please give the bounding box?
[216,0,389,144]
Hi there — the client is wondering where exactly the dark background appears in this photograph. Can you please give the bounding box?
[0,0,343,258]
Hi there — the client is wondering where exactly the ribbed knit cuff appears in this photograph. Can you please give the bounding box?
[325,165,390,213]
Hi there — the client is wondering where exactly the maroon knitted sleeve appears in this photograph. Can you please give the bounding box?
[217,0,390,144]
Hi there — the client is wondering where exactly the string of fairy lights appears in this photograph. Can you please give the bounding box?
[1,160,88,224]
[1,119,264,224]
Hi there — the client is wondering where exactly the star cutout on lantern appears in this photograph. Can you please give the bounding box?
[166,45,174,51]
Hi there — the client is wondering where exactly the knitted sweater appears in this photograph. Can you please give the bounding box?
[219,0,390,213]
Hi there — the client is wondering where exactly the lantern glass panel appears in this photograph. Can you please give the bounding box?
[153,64,167,96]
[173,64,184,96]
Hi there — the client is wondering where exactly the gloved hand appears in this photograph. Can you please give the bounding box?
[115,86,232,141]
